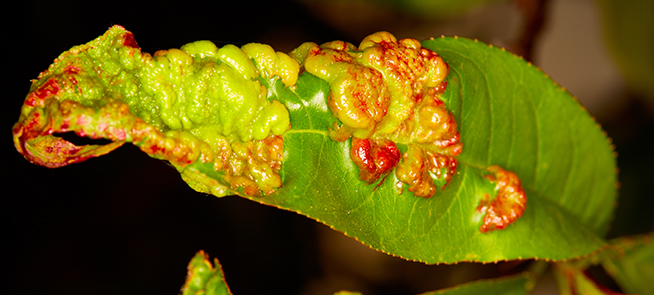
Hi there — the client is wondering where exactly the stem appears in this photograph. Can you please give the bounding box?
[514,0,550,62]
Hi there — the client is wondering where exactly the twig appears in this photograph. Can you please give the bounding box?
[514,0,550,62]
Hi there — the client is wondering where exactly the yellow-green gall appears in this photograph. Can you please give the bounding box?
[217,44,257,80]
[292,31,461,197]
[181,40,219,59]
[13,25,293,197]
[241,43,300,87]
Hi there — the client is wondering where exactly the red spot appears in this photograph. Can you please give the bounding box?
[24,97,36,107]
[413,93,423,103]
[426,152,458,190]
[379,40,394,50]
[477,165,527,233]
[351,138,400,183]
[332,51,351,63]
[352,138,375,172]
[373,141,400,174]
[64,66,80,74]
[19,112,44,138]
[60,120,70,131]
[113,128,127,141]
[435,81,447,93]
[25,79,61,107]
[331,41,349,51]
[310,46,324,56]
[68,75,78,86]
[244,185,259,197]
[34,79,60,99]
[436,133,461,149]
[153,146,166,155]
[122,33,139,49]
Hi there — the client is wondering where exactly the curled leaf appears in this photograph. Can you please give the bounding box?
[13,25,294,197]
[13,27,616,264]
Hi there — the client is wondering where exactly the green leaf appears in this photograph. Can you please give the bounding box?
[336,273,532,295]
[180,251,232,295]
[424,37,617,236]
[602,234,654,295]
[553,260,624,295]
[223,36,616,264]
[14,28,617,265]
[420,273,531,295]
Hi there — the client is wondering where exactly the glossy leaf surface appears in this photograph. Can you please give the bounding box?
[231,37,616,264]
[426,37,617,235]
[13,29,617,265]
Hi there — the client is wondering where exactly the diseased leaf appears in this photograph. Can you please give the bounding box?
[241,37,615,263]
[13,27,616,265]
[424,37,618,236]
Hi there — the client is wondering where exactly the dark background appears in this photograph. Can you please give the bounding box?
[3,0,653,294]
[4,2,337,294]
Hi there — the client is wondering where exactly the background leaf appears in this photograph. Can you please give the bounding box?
[420,273,530,295]
[228,36,617,264]
[602,234,654,295]
[180,251,232,295]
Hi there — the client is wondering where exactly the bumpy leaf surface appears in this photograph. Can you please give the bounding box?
[241,37,616,263]
[13,28,617,264]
